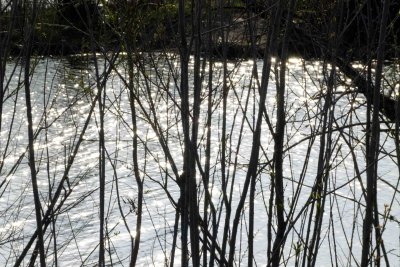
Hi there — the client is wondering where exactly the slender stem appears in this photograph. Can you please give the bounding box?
[23,0,46,265]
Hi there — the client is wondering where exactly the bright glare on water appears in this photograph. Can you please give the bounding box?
[0,55,399,266]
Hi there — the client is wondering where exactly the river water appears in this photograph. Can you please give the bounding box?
[0,54,399,266]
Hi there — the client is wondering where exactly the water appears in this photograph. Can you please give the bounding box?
[0,54,399,266]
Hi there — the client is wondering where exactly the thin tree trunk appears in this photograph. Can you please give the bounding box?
[361,0,390,265]
[187,1,202,266]
[204,0,215,265]
[23,0,46,266]
[270,0,296,266]
[82,1,107,265]
[220,0,231,260]
[178,1,190,265]
[97,67,106,267]
[127,54,143,267]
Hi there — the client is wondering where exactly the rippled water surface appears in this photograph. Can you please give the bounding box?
[0,55,399,266]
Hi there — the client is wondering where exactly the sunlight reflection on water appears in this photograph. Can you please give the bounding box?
[0,55,399,266]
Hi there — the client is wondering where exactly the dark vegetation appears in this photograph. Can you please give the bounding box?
[1,0,179,55]
[1,0,400,266]
[2,0,400,59]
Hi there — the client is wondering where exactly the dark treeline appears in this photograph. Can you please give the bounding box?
[1,0,400,58]
[1,0,400,267]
